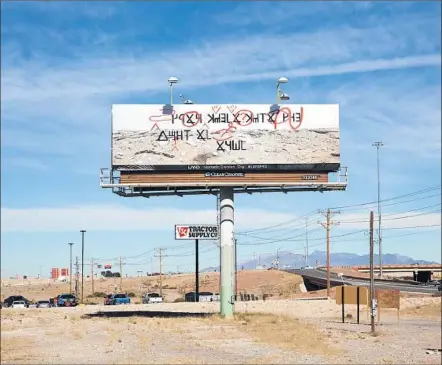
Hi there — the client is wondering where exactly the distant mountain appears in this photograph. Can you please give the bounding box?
[201,250,439,272]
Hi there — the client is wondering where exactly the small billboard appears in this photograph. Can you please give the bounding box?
[175,225,219,240]
[111,104,340,173]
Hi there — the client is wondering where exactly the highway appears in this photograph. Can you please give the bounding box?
[286,269,440,294]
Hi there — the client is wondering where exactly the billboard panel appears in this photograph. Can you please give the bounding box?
[175,225,219,240]
[112,104,340,172]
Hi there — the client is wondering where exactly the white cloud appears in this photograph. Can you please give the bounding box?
[2,17,439,118]
[1,157,48,171]
[1,205,439,233]
[0,205,293,233]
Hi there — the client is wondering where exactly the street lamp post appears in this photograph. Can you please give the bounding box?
[372,142,384,277]
[68,242,74,294]
[80,230,86,304]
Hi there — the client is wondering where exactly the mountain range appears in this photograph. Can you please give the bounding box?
[202,250,439,272]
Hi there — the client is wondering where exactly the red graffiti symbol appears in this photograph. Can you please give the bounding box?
[211,123,237,141]
[233,110,254,127]
[177,226,189,238]
[211,105,221,114]
[180,111,201,128]
[227,105,237,114]
[270,107,304,130]
[149,108,176,130]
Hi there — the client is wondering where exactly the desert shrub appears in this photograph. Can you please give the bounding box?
[127,292,136,298]
[93,292,107,298]
[174,297,185,303]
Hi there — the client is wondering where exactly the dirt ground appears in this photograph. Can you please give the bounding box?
[1,296,440,364]
[1,270,304,303]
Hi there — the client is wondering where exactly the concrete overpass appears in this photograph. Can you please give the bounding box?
[352,264,442,282]
[287,269,440,294]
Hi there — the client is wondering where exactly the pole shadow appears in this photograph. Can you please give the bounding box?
[82,310,213,319]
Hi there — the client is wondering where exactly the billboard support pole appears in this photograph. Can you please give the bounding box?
[195,239,199,303]
[219,187,235,318]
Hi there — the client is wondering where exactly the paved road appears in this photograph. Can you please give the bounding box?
[287,269,440,294]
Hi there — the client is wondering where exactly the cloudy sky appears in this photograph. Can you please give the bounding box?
[1,1,441,277]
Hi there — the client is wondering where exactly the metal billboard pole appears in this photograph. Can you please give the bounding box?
[219,187,235,318]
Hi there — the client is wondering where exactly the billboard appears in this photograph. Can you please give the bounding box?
[112,104,340,172]
[175,225,219,240]
[51,268,59,279]
[61,268,69,277]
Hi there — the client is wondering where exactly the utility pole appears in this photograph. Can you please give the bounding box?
[253,252,256,269]
[80,230,86,304]
[234,238,238,299]
[74,256,79,299]
[305,218,309,267]
[154,248,166,297]
[319,209,340,298]
[195,239,199,302]
[91,258,95,295]
[68,242,74,294]
[373,141,384,277]
[276,248,281,270]
[369,211,376,333]
[119,257,123,292]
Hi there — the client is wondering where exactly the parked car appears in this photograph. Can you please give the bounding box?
[438,283,442,292]
[111,293,130,305]
[142,293,163,304]
[301,266,314,270]
[36,300,51,308]
[4,296,29,308]
[11,301,27,309]
[57,294,77,307]
[104,294,113,305]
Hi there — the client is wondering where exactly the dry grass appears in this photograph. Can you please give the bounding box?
[401,301,442,318]
[1,336,38,362]
[200,313,339,356]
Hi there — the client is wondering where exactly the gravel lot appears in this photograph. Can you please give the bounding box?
[1,298,440,364]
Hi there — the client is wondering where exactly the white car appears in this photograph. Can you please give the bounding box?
[11,301,27,308]
[143,293,163,304]
[301,265,314,270]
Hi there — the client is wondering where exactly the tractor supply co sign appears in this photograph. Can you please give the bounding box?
[175,225,219,240]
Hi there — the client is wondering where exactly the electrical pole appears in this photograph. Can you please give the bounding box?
[305,218,309,267]
[319,209,340,298]
[195,239,199,303]
[91,258,95,295]
[234,238,238,299]
[74,256,79,299]
[68,242,74,294]
[119,257,123,292]
[276,248,281,270]
[80,230,86,304]
[154,248,166,297]
[369,211,376,333]
[373,141,384,277]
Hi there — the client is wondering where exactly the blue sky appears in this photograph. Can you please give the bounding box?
[1,1,441,278]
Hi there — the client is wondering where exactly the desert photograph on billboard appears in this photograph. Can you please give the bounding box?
[111,104,340,172]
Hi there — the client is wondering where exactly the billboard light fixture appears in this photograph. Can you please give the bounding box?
[279,92,290,101]
[168,77,179,85]
[277,76,288,84]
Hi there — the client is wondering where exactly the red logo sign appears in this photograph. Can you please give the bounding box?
[177,226,189,238]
